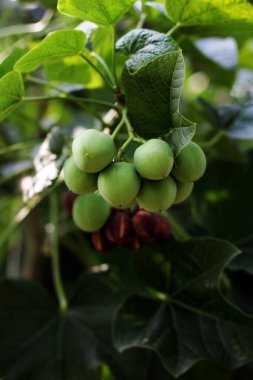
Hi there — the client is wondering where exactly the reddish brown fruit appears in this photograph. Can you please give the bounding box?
[131,210,161,241]
[91,230,112,252]
[63,191,77,216]
[105,211,131,243]
[156,215,171,240]
[124,233,142,251]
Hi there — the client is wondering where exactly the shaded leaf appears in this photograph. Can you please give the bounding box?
[165,0,253,37]
[15,30,86,73]
[116,29,195,139]
[170,124,196,155]
[0,270,158,380]
[0,71,24,121]
[113,238,253,377]
[57,0,136,26]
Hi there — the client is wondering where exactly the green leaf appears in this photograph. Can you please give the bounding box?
[44,55,103,87]
[165,0,253,37]
[170,123,196,155]
[57,0,136,26]
[0,271,133,379]
[0,71,24,121]
[0,48,26,79]
[113,238,253,377]
[116,29,196,139]
[15,30,86,73]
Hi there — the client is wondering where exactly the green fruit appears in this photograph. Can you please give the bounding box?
[72,129,116,173]
[98,162,141,209]
[63,157,97,194]
[172,142,206,182]
[174,181,194,204]
[137,176,177,212]
[72,193,110,232]
[134,139,174,180]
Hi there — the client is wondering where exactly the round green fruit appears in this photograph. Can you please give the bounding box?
[174,181,194,204]
[72,193,110,232]
[172,142,206,182]
[136,176,177,212]
[98,162,141,209]
[134,139,174,180]
[72,129,116,173]
[63,157,97,194]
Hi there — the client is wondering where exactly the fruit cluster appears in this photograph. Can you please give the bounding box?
[63,191,171,252]
[91,208,171,252]
[63,128,206,232]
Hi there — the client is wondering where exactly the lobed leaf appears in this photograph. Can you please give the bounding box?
[57,0,136,26]
[15,30,86,73]
[113,238,253,377]
[165,0,253,37]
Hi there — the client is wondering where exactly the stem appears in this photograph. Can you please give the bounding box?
[141,0,146,12]
[115,135,134,160]
[136,0,146,28]
[198,130,224,148]
[91,52,116,88]
[0,140,40,156]
[27,76,64,93]
[122,107,146,144]
[111,118,125,140]
[136,13,146,29]
[50,192,68,312]
[79,53,114,90]
[111,26,119,88]
[167,22,181,37]
[23,95,117,109]
[0,9,54,39]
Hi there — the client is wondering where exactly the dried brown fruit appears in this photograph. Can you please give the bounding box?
[105,210,131,243]
[131,210,161,241]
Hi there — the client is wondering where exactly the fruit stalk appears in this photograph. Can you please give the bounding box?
[50,193,68,312]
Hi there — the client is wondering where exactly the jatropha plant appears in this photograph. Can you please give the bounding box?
[1,0,253,379]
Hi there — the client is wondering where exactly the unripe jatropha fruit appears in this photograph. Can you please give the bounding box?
[72,193,110,232]
[174,181,194,204]
[137,176,177,212]
[172,142,206,182]
[63,157,97,194]
[72,129,116,173]
[134,139,174,180]
[98,162,141,209]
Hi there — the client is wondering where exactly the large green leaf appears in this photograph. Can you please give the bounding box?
[57,0,136,26]
[44,55,102,87]
[15,30,86,73]
[0,71,24,121]
[165,0,253,37]
[113,238,253,377]
[0,272,139,380]
[116,29,196,141]
[0,48,26,79]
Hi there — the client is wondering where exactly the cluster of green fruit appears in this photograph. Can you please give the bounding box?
[63,129,206,232]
